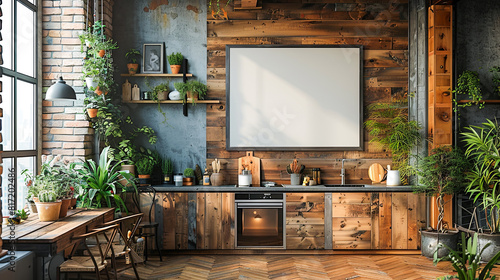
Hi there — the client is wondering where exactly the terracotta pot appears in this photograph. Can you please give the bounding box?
[210,173,224,186]
[186,91,199,101]
[98,49,105,58]
[127,63,139,75]
[183,177,194,186]
[138,174,151,186]
[87,108,98,118]
[95,86,103,95]
[170,65,181,74]
[59,199,71,218]
[70,198,77,209]
[35,201,62,222]
[32,197,40,203]
[157,91,169,100]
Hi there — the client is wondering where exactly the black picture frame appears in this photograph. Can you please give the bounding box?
[142,43,164,73]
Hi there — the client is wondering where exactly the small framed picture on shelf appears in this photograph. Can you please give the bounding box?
[142,43,164,74]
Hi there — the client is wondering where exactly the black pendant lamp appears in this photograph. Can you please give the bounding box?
[45,76,76,100]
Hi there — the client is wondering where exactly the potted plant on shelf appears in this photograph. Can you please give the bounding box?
[461,119,500,262]
[76,147,135,214]
[162,158,173,184]
[125,48,141,75]
[453,70,484,113]
[174,80,208,105]
[135,156,154,186]
[183,168,195,186]
[86,102,99,118]
[167,52,183,74]
[286,159,305,185]
[413,145,469,258]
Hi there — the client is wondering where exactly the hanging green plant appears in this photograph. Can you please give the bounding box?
[453,70,484,112]
[489,66,500,95]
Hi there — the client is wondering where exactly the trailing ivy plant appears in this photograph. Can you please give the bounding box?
[489,66,500,95]
[364,97,422,184]
[453,70,484,112]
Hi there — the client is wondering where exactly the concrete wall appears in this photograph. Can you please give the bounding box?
[113,0,207,174]
[456,0,500,128]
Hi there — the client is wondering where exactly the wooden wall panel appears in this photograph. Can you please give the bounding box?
[206,1,409,186]
[286,193,325,249]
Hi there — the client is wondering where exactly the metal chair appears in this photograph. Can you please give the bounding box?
[57,224,119,280]
[132,186,163,262]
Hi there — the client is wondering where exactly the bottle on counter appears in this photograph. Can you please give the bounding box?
[203,168,211,186]
[312,168,321,184]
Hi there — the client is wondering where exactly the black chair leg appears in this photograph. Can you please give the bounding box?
[144,235,149,262]
[154,226,163,262]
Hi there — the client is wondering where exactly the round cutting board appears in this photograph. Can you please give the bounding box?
[368,163,386,184]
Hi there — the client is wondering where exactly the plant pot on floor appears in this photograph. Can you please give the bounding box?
[127,63,139,75]
[420,230,459,259]
[477,232,500,262]
[170,65,181,74]
[59,199,71,218]
[35,201,62,222]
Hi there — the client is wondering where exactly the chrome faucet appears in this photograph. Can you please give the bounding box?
[340,159,346,185]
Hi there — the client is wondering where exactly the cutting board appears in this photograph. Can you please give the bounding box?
[238,151,261,186]
[368,163,386,184]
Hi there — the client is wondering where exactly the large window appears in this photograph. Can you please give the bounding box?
[1,0,38,215]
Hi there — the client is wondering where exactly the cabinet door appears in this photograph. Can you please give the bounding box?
[332,193,372,249]
[286,193,325,249]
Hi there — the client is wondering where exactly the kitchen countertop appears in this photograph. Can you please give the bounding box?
[149,184,414,193]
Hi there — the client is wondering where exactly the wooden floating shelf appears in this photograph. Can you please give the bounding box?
[457,100,500,104]
[121,73,193,77]
[123,100,220,104]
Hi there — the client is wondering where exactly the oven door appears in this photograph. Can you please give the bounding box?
[235,202,285,248]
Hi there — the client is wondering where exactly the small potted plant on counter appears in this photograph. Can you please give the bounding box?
[287,159,305,185]
[183,168,195,186]
[135,156,154,186]
[174,80,208,105]
[413,145,469,258]
[162,158,173,184]
[125,48,141,75]
[167,52,183,74]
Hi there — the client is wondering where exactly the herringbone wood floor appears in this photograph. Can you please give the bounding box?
[116,254,500,280]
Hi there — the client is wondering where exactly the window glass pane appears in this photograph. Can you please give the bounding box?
[17,80,35,150]
[16,2,35,77]
[2,0,13,69]
[1,158,14,216]
[17,157,35,211]
[0,76,13,151]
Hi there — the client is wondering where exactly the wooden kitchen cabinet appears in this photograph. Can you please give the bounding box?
[286,193,325,249]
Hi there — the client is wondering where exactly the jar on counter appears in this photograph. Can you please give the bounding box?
[312,168,321,184]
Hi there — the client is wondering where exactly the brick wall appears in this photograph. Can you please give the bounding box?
[42,0,114,161]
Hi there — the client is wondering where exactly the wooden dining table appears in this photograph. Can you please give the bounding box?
[1,208,115,257]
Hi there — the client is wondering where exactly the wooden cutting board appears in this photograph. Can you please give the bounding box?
[368,163,386,184]
[238,151,261,186]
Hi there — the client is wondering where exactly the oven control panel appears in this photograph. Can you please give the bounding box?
[235,193,284,200]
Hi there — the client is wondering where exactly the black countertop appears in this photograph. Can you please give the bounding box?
[149,184,414,193]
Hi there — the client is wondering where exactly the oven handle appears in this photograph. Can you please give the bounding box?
[236,202,283,208]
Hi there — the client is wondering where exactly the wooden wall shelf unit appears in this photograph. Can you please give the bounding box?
[123,100,221,104]
[120,73,194,77]
[428,4,453,230]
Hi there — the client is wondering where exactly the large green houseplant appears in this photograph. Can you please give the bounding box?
[77,147,136,214]
[414,146,470,258]
[462,119,500,261]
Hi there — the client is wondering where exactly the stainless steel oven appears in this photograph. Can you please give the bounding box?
[235,193,286,249]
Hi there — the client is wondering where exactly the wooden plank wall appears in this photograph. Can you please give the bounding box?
[206,0,409,185]
[286,193,325,249]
